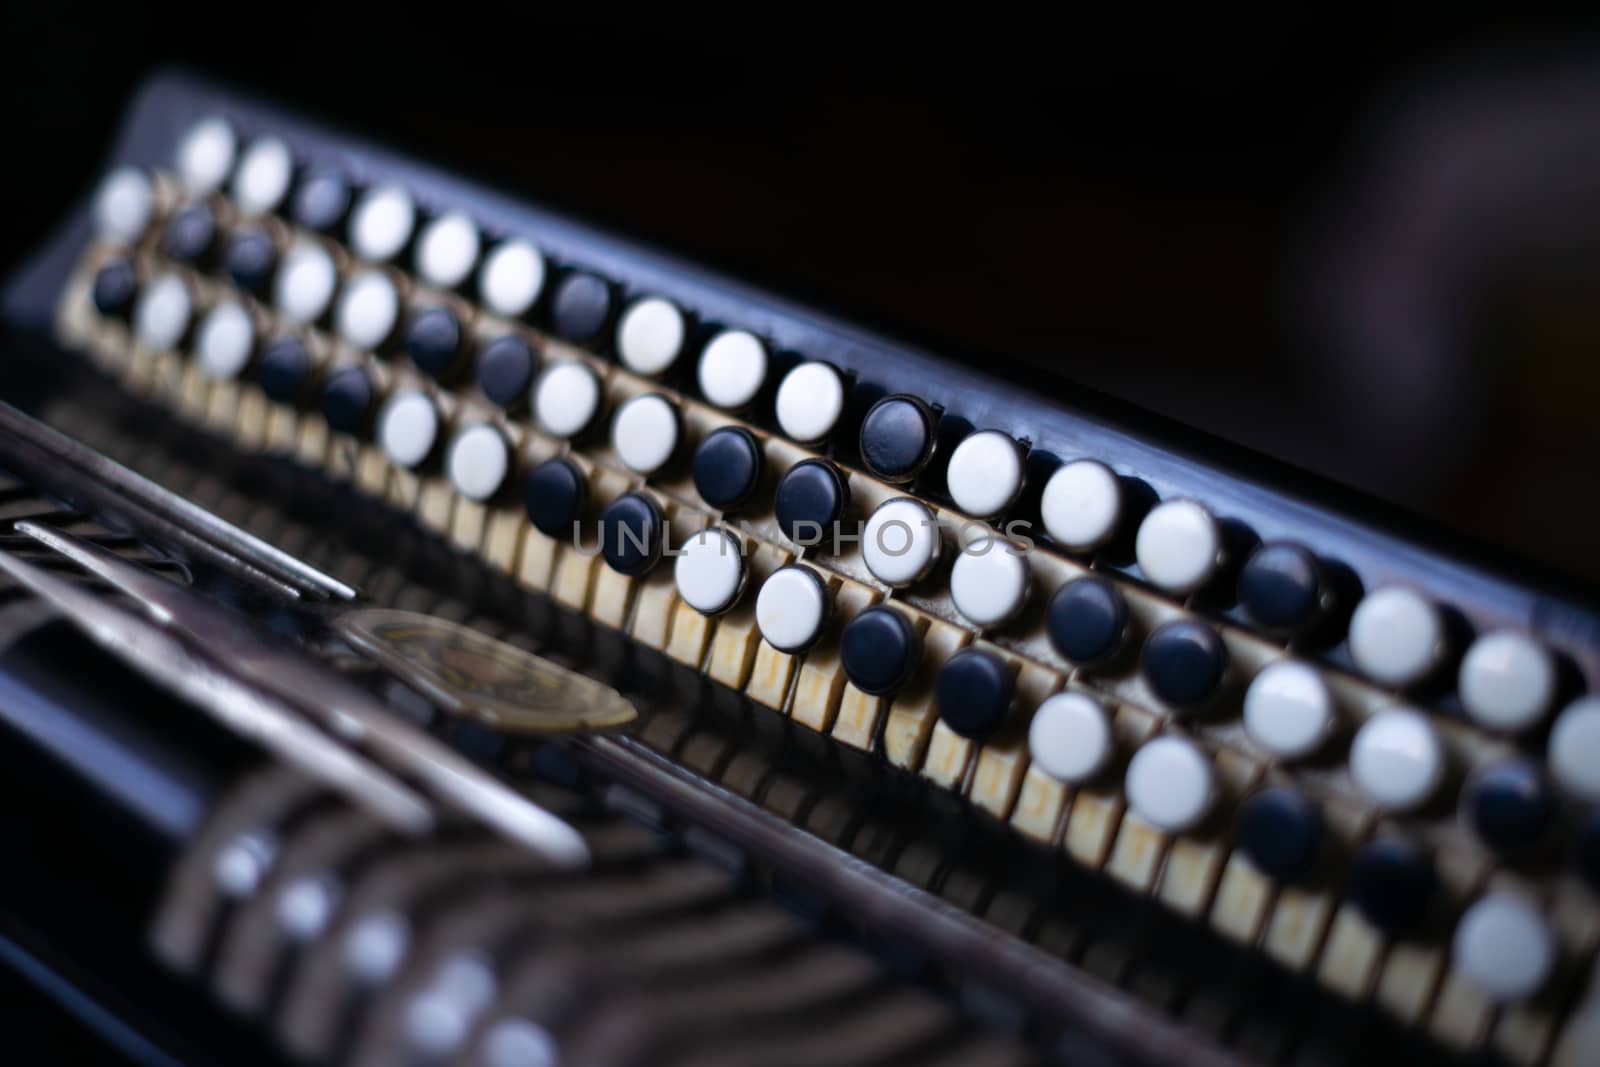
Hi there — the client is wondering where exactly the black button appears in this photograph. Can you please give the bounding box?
[90,259,137,318]
[163,202,216,263]
[477,335,538,409]
[1142,620,1229,710]
[320,365,375,435]
[693,427,764,511]
[524,458,588,539]
[1576,809,1600,890]
[841,607,921,696]
[1239,541,1326,633]
[549,271,613,343]
[859,395,937,483]
[775,459,848,549]
[1237,787,1324,882]
[1046,577,1130,666]
[1348,837,1435,935]
[405,307,464,379]
[224,228,277,296]
[599,492,665,576]
[1465,760,1554,853]
[256,336,311,404]
[936,648,1016,739]
[293,167,352,232]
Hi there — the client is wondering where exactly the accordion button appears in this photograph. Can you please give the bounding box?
[1237,786,1324,881]
[840,606,921,696]
[292,167,353,233]
[1348,586,1446,688]
[946,430,1025,519]
[377,389,440,469]
[775,459,848,549]
[350,184,417,263]
[697,329,769,410]
[94,166,154,243]
[775,361,846,443]
[415,211,481,290]
[599,492,665,576]
[276,240,338,324]
[1243,659,1336,761]
[1136,499,1223,595]
[476,335,538,410]
[1239,541,1327,634]
[692,427,764,512]
[1028,691,1113,784]
[176,116,237,194]
[320,366,376,435]
[195,299,256,381]
[1040,459,1122,553]
[523,458,588,540]
[132,272,192,352]
[232,137,293,216]
[404,305,465,379]
[1141,620,1228,711]
[1125,734,1215,833]
[533,360,602,439]
[610,394,680,476]
[949,535,1028,628]
[90,259,138,318]
[616,296,686,376]
[549,271,613,343]
[1459,630,1557,733]
[1350,708,1445,812]
[224,228,278,296]
[1348,837,1434,934]
[675,528,746,615]
[1464,759,1553,853]
[163,201,217,264]
[859,395,937,483]
[936,648,1016,740]
[1046,576,1130,667]
[862,497,941,587]
[1550,697,1600,802]
[479,240,546,319]
[256,336,311,404]
[446,423,511,502]
[1453,893,1554,1002]
[338,270,402,352]
[755,565,830,653]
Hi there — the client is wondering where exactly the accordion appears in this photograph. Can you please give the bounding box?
[0,70,1597,1067]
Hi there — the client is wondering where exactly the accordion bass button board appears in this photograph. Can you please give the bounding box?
[5,70,1600,1067]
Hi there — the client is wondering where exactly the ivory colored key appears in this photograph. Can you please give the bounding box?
[1064,704,1159,871]
[882,616,971,771]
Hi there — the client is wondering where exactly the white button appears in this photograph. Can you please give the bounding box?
[1452,893,1554,1002]
[862,498,941,587]
[416,212,481,290]
[94,167,154,243]
[195,300,254,380]
[1549,697,1600,802]
[945,431,1024,518]
[610,394,679,474]
[1029,691,1113,784]
[482,1019,558,1067]
[478,240,545,318]
[949,536,1028,627]
[177,117,237,194]
[615,297,686,376]
[132,272,191,351]
[350,184,416,263]
[1125,735,1215,833]
[335,270,399,351]
[533,361,601,438]
[755,566,829,652]
[446,424,510,502]
[1458,630,1556,733]
[775,361,845,442]
[1348,587,1445,688]
[275,240,338,324]
[377,390,439,469]
[1135,499,1222,594]
[1349,708,1445,811]
[1040,459,1121,552]
[232,138,292,216]
[674,528,746,615]
[697,330,767,409]
[1243,660,1337,760]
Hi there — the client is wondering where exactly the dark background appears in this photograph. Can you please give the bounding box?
[4,11,1599,584]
